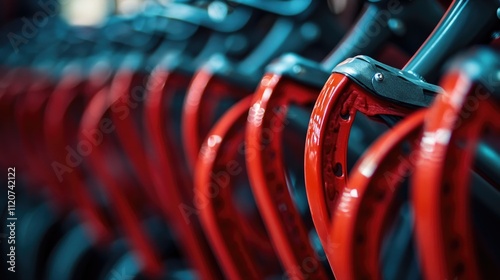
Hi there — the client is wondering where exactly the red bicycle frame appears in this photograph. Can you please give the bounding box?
[335,47,500,280]
[195,96,282,279]
[182,61,252,169]
[43,64,113,244]
[227,0,442,277]
[246,71,330,280]
[305,0,499,275]
[144,59,223,279]
[328,109,425,280]
[304,70,413,255]
[79,62,164,277]
[0,69,36,168]
[13,69,69,206]
[413,48,500,280]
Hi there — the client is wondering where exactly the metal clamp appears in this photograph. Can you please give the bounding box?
[333,55,443,108]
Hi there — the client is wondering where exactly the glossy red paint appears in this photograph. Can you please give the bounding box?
[413,71,500,280]
[245,73,329,279]
[195,95,282,280]
[144,67,223,280]
[182,67,252,169]
[108,69,161,209]
[330,110,426,280]
[304,73,414,256]
[14,70,68,204]
[80,69,163,277]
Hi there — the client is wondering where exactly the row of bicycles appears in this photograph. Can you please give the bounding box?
[1,0,499,279]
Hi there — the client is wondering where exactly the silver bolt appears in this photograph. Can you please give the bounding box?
[497,8,500,20]
[374,73,384,82]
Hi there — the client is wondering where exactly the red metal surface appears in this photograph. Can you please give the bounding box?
[413,71,500,280]
[80,68,163,277]
[245,73,329,279]
[319,65,500,280]
[182,67,252,169]
[329,109,426,280]
[14,69,69,205]
[144,66,223,279]
[0,68,40,178]
[195,95,282,280]
[43,66,112,244]
[304,73,414,258]
[108,69,162,209]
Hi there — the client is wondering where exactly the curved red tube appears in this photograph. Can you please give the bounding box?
[195,95,282,280]
[182,67,252,169]
[44,67,113,244]
[304,73,414,255]
[413,71,500,280]
[80,73,163,277]
[144,66,223,279]
[329,109,426,280]
[245,73,329,279]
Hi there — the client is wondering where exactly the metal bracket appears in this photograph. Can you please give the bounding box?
[333,55,443,108]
